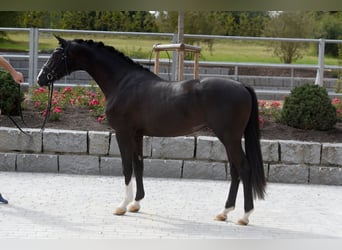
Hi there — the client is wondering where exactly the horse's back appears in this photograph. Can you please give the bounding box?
[198,77,251,107]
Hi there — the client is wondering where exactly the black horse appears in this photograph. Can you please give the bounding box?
[37,36,266,225]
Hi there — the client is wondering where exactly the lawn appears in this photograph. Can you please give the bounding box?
[0,30,339,66]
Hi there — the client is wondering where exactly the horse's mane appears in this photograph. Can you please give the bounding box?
[72,38,151,72]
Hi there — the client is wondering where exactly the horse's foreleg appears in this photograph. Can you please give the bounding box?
[115,181,133,215]
[114,132,134,216]
[128,134,144,213]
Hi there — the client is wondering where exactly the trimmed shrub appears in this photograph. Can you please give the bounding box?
[0,70,24,116]
[281,84,337,130]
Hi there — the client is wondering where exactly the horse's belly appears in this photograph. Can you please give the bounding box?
[143,116,206,137]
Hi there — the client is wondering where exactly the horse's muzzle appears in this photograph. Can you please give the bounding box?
[37,68,51,86]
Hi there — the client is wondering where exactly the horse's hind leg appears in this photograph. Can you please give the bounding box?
[215,164,240,221]
[114,131,134,216]
[128,134,145,213]
[237,157,254,226]
[215,137,254,225]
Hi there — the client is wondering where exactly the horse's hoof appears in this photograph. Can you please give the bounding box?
[114,207,127,216]
[237,218,249,226]
[215,213,227,221]
[128,203,140,213]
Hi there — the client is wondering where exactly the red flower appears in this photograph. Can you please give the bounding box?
[270,101,281,108]
[258,115,264,127]
[52,107,62,113]
[258,100,267,108]
[62,87,73,94]
[89,99,100,107]
[332,98,340,105]
[34,87,47,93]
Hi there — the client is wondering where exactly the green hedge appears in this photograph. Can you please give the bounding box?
[0,70,24,116]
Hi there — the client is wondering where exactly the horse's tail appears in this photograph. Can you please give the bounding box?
[244,85,266,200]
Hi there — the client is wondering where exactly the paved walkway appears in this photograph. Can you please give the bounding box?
[0,172,341,239]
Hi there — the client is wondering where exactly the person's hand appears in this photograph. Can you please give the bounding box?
[11,71,24,84]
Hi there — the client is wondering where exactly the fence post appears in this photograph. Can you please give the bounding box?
[171,33,177,81]
[28,27,39,87]
[315,38,325,86]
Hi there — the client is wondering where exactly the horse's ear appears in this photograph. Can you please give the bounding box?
[54,34,67,48]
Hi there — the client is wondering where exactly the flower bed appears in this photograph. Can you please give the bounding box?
[25,84,342,128]
[27,84,106,123]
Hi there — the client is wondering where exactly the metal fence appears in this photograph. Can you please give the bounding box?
[1,27,342,92]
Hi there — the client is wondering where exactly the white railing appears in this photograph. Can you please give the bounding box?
[1,27,342,89]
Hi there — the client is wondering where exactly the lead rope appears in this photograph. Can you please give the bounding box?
[40,49,67,132]
[7,47,66,135]
[5,83,30,136]
[40,83,54,132]
[5,83,54,135]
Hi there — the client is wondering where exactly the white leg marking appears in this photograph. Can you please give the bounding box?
[114,181,133,215]
[215,207,234,221]
[237,209,254,226]
[128,200,141,213]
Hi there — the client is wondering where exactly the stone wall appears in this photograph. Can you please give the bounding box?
[0,127,341,185]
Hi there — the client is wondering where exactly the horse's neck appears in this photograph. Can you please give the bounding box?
[78,48,157,98]
[78,50,125,97]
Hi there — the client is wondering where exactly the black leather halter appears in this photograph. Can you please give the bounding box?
[40,46,70,131]
[41,47,69,84]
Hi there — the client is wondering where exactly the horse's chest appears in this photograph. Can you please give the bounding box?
[105,99,139,127]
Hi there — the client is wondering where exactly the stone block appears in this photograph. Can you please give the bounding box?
[144,159,183,178]
[59,155,99,174]
[108,134,120,156]
[109,134,151,157]
[43,129,87,153]
[151,136,195,159]
[183,160,227,180]
[261,140,279,162]
[88,131,110,155]
[196,136,227,162]
[143,136,152,157]
[99,157,122,176]
[268,164,309,184]
[321,143,342,166]
[0,127,42,152]
[0,153,16,171]
[279,140,321,164]
[310,166,342,185]
[16,154,58,173]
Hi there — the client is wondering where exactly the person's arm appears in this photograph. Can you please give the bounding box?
[0,56,24,84]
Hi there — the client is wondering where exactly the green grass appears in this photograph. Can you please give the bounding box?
[0,31,339,66]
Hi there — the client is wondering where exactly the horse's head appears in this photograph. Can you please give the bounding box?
[37,35,70,86]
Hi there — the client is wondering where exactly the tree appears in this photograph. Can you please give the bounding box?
[263,11,314,63]
[60,11,97,30]
[314,12,342,57]
[0,12,20,28]
[219,12,269,37]
[155,11,269,37]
